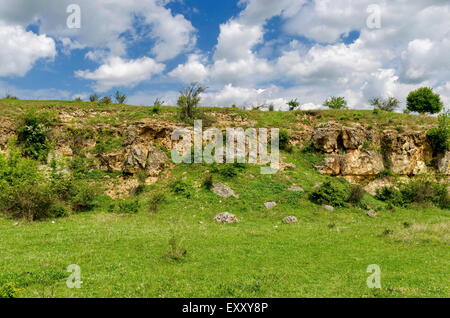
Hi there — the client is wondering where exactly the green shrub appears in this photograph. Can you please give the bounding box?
[165,235,187,261]
[347,184,366,204]
[100,96,112,105]
[0,282,19,298]
[427,112,449,154]
[212,164,238,178]
[375,186,404,207]
[89,94,99,102]
[287,99,300,111]
[400,180,449,209]
[279,129,292,152]
[177,83,207,122]
[323,96,347,109]
[370,97,400,112]
[70,180,99,211]
[170,180,192,198]
[309,181,349,207]
[202,174,214,190]
[148,192,166,213]
[407,87,443,114]
[16,108,56,161]
[114,91,127,104]
[109,198,139,214]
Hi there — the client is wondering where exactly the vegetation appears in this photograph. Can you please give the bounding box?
[89,94,99,102]
[287,99,300,111]
[323,96,347,109]
[309,181,350,207]
[114,91,127,104]
[177,83,207,122]
[370,97,400,112]
[427,112,449,154]
[100,96,112,105]
[406,87,443,114]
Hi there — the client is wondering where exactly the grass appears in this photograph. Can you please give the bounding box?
[0,150,448,298]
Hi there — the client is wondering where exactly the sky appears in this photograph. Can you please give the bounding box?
[0,0,449,110]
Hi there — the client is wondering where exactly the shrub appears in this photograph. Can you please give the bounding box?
[212,165,238,178]
[3,93,18,100]
[323,96,347,110]
[170,180,192,198]
[74,97,82,102]
[407,87,443,114]
[89,94,99,102]
[400,180,449,209]
[16,108,56,161]
[165,235,187,261]
[177,83,207,122]
[309,181,349,207]
[0,282,19,298]
[370,97,400,112]
[427,112,449,154]
[150,98,164,114]
[268,104,275,112]
[279,129,291,152]
[148,192,166,213]
[109,198,139,214]
[375,186,405,207]
[202,174,214,190]
[287,99,300,111]
[114,91,127,104]
[347,184,366,204]
[70,180,98,211]
[100,96,112,105]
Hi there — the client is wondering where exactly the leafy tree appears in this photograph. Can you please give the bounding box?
[177,83,207,122]
[406,87,443,114]
[115,91,127,104]
[370,97,400,112]
[323,96,347,109]
[287,98,300,111]
[427,111,450,154]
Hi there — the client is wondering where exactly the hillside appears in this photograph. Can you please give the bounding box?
[0,99,449,298]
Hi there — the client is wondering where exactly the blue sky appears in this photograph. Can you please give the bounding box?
[0,0,449,110]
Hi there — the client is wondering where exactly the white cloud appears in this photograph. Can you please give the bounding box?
[0,22,56,77]
[169,54,209,83]
[75,56,165,92]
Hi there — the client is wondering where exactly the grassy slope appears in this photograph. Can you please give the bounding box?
[0,99,448,298]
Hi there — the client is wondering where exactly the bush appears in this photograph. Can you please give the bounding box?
[3,93,18,100]
[170,180,192,198]
[0,282,19,298]
[70,180,99,211]
[109,198,139,214]
[16,108,56,161]
[309,181,349,207]
[370,97,400,112]
[89,94,99,102]
[165,235,187,261]
[400,180,449,209]
[287,99,300,111]
[148,192,166,213]
[177,83,207,122]
[279,129,292,152]
[375,186,404,207]
[212,165,238,178]
[202,174,214,190]
[114,91,127,104]
[150,98,164,114]
[100,96,112,105]
[323,96,347,109]
[347,184,366,204]
[407,87,443,114]
[74,97,82,102]
[427,112,449,154]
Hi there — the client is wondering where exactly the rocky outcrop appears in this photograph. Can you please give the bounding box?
[123,145,168,176]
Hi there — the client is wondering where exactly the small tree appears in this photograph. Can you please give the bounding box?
[406,87,443,114]
[74,97,82,102]
[370,97,400,112]
[427,111,450,154]
[177,83,207,122]
[115,91,127,104]
[323,96,347,109]
[89,94,99,102]
[287,99,300,111]
[100,96,112,105]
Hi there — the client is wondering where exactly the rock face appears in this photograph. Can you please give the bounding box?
[282,216,298,224]
[212,183,239,198]
[214,213,239,224]
[123,145,168,176]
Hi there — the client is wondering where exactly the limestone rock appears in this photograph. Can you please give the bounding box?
[282,216,299,224]
[437,152,450,175]
[212,183,239,198]
[264,202,277,209]
[323,205,334,212]
[288,186,304,192]
[214,212,239,224]
[366,210,377,218]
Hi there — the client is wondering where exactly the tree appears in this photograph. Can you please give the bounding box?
[89,94,99,102]
[370,97,400,112]
[177,83,207,121]
[115,91,127,104]
[323,96,347,109]
[427,111,450,154]
[287,99,300,111]
[406,87,443,114]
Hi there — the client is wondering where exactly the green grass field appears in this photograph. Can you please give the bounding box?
[1,148,448,298]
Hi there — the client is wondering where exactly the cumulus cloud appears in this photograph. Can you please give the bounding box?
[75,56,165,92]
[169,54,209,83]
[0,22,56,77]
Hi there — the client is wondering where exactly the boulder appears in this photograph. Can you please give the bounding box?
[366,210,377,218]
[212,183,239,198]
[282,216,299,224]
[323,205,335,212]
[214,212,239,224]
[264,202,277,209]
[288,186,305,192]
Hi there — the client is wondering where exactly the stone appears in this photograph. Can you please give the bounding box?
[264,202,277,209]
[212,183,239,198]
[288,186,304,192]
[214,212,239,224]
[437,151,450,175]
[323,205,334,212]
[366,210,377,218]
[123,145,168,176]
[282,216,299,224]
